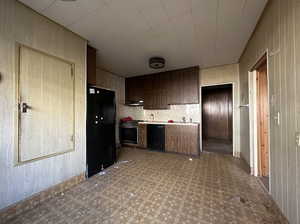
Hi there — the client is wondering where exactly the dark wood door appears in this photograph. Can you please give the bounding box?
[202,85,233,141]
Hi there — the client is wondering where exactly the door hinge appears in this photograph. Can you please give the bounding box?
[70,135,74,142]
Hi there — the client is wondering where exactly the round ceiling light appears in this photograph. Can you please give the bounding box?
[149,57,165,69]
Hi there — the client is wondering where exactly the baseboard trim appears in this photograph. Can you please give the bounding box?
[240,154,251,174]
[0,173,85,222]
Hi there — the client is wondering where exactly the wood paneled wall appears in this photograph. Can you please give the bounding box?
[0,0,87,210]
[239,0,300,223]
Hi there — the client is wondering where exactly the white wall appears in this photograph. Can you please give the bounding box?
[0,0,87,210]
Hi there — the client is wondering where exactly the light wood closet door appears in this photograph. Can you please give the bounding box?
[257,64,269,177]
[18,46,75,163]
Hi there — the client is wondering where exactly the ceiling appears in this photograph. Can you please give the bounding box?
[19,0,268,77]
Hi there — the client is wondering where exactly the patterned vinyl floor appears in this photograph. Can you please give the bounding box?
[5,148,287,224]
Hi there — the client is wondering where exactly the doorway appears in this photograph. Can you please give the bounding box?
[249,54,270,190]
[86,86,116,178]
[201,84,233,154]
[256,58,270,188]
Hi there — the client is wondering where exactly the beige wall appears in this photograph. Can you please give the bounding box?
[239,0,300,223]
[0,0,87,210]
[200,64,240,157]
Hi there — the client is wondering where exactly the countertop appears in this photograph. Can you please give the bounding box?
[138,121,199,126]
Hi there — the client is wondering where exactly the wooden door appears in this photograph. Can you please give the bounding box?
[18,46,75,163]
[202,85,233,141]
[257,63,269,177]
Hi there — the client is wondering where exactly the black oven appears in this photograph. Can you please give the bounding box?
[120,120,140,144]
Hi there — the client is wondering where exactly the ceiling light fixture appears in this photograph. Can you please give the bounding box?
[149,57,165,69]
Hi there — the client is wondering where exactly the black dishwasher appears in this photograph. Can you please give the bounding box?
[147,124,165,151]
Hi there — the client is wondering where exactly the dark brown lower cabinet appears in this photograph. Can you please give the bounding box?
[165,125,199,156]
[138,124,147,148]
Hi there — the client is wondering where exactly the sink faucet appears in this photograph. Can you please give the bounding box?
[150,113,154,121]
[182,116,186,123]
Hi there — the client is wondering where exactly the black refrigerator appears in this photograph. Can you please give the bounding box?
[86,86,116,177]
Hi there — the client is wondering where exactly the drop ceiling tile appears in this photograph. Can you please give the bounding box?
[107,3,151,34]
[20,0,268,76]
[191,0,218,20]
[161,0,192,19]
[68,6,112,40]
[141,4,169,32]
[43,0,107,27]
[18,0,54,12]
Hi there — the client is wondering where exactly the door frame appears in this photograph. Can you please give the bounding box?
[14,44,76,165]
[248,50,271,191]
[200,82,235,157]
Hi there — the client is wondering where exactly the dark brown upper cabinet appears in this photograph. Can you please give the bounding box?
[125,66,199,109]
[87,45,97,85]
[182,67,200,104]
[143,73,170,109]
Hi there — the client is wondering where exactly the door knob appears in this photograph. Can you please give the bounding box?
[21,103,31,113]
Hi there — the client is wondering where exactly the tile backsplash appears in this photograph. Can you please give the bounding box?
[120,104,200,122]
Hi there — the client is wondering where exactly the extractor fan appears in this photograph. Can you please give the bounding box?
[149,57,165,69]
